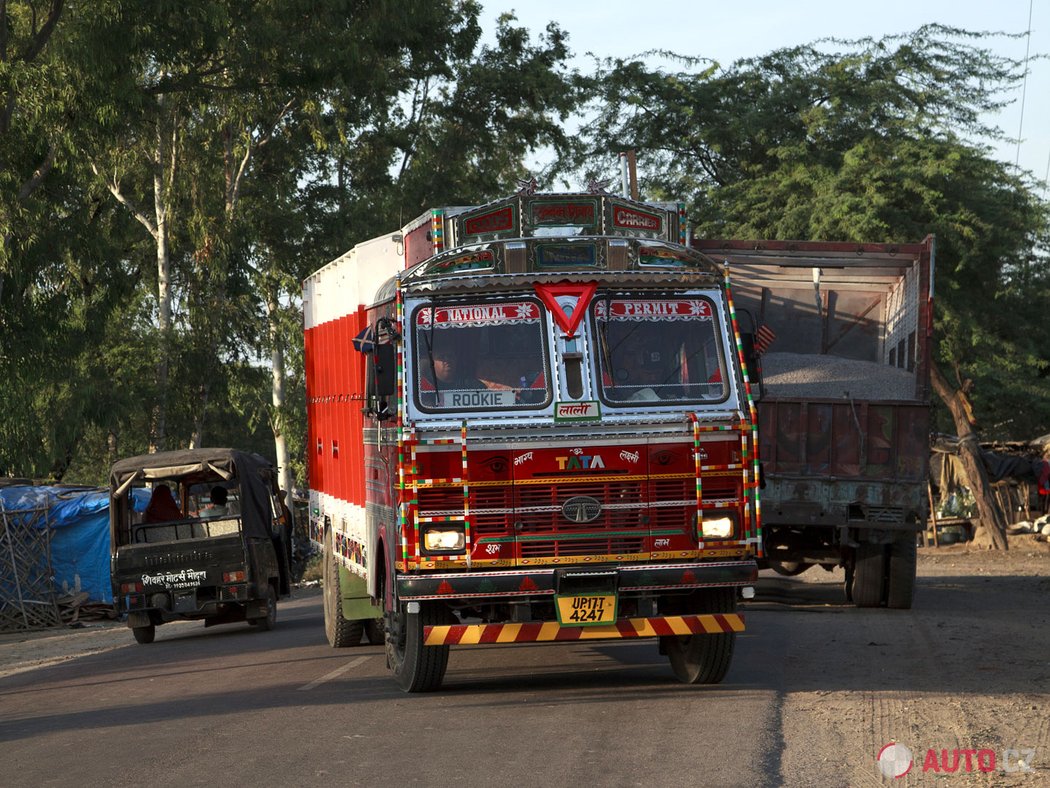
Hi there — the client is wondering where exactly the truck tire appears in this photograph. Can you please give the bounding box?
[886,536,917,609]
[324,530,364,647]
[851,542,887,608]
[386,601,450,693]
[252,585,278,631]
[364,618,384,645]
[662,587,736,684]
[132,624,156,644]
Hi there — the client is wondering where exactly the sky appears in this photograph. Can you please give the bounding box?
[478,0,1050,189]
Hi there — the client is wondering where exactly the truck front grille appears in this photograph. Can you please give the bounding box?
[415,477,658,559]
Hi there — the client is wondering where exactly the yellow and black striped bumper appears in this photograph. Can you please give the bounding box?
[423,613,744,646]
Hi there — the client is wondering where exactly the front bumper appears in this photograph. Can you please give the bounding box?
[423,612,746,645]
[397,559,757,601]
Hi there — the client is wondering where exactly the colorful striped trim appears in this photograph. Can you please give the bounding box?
[423,613,744,645]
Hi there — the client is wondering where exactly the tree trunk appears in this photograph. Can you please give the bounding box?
[268,290,293,497]
[930,361,1008,550]
[190,383,208,449]
[150,113,173,453]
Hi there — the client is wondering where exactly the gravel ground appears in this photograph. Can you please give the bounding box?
[762,351,918,400]
[768,534,1050,785]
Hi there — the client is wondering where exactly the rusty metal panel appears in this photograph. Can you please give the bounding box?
[770,402,804,473]
[896,405,929,480]
[760,399,929,482]
[804,403,832,475]
[865,405,896,478]
[830,403,861,477]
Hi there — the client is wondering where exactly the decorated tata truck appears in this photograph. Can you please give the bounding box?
[303,186,761,692]
[695,239,934,608]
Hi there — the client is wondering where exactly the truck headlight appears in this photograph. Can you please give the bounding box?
[701,516,734,539]
[423,527,466,552]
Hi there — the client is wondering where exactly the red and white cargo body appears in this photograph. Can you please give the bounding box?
[303,188,761,691]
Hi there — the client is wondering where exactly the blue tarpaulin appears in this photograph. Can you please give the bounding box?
[0,486,148,605]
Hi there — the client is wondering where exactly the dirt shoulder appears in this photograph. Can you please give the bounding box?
[770,535,1050,785]
[0,618,135,679]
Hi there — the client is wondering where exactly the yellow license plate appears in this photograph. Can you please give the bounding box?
[555,594,617,626]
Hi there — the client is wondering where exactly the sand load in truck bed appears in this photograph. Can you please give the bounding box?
[761,352,918,401]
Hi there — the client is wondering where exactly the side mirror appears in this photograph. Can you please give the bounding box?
[365,343,396,406]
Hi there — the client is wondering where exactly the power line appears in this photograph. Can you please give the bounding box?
[1016,0,1033,169]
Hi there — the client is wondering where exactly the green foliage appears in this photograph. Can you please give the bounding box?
[572,26,1050,439]
[1,0,583,483]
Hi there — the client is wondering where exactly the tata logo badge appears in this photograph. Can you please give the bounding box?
[562,496,602,523]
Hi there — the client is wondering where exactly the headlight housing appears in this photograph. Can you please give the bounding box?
[700,515,734,540]
[422,526,466,553]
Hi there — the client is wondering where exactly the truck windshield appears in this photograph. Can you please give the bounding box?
[413,298,551,411]
[593,296,729,404]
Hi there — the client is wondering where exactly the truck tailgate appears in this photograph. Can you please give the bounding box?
[114,534,246,590]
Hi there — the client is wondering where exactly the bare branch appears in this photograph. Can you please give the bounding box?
[19,0,63,63]
[228,98,296,219]
[90,160,159,240]
[16,141,57,200]
[1,1,9,63]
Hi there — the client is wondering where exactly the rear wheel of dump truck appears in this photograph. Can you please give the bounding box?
[132,624,156,644]
[663,587,736,684]
[851,542,887,608]
[886,536,917,609]
[324,530,363,647]
[386,601,450,693]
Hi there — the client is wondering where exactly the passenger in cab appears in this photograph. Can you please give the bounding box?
[144,484,183,523]
[201,486,229,518]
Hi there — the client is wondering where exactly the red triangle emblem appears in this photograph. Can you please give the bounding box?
[533,282,598,337]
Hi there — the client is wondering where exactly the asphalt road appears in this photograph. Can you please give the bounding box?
[3,552,1048,787]
[0,587,783,788]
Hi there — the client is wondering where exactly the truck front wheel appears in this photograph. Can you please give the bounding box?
[386,601,450,693]
[324,530,364,647]
[662,587,736,684]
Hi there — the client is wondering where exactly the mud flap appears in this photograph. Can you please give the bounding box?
[127,611,152,629]
[245,597,269,619]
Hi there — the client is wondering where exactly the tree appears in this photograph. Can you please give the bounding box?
[1,1,586,486]
[0,1,154,479]
[573,25,1050,547]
